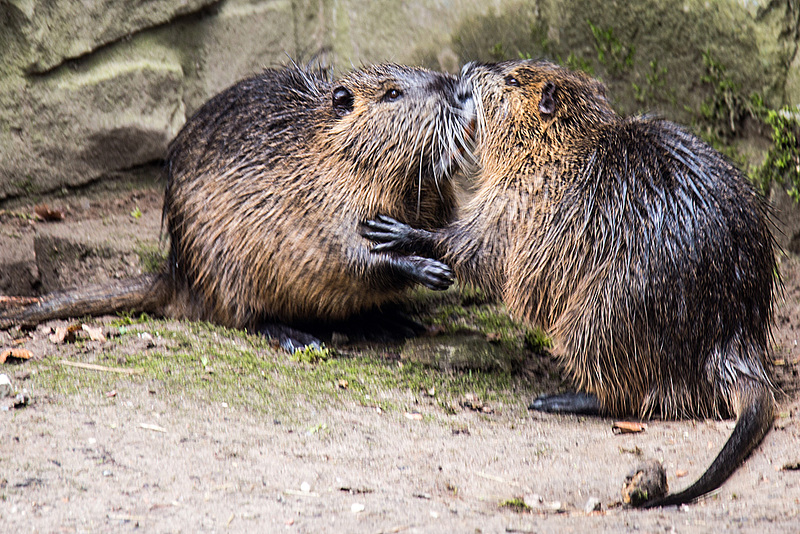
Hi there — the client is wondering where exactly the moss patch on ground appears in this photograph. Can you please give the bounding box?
[24,285,557,424]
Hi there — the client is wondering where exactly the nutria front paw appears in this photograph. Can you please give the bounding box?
[361,215,423,255]
[403,256,454,291]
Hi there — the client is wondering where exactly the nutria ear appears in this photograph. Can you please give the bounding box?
[539,82,556,116]
[332,86,354,116]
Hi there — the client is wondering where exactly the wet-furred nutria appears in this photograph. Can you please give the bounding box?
[0,62,475,351]
[363,60,777,507]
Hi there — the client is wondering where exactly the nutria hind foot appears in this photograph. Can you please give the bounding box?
[257,322,324,353]
[260,307,428,353]
[529,392,602,416]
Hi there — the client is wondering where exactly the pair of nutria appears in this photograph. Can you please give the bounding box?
[363,60,777,508]
[1,57,778,508]
[0,63,474,351]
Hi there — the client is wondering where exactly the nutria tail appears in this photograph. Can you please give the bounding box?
[641,380,774,508]
[0,274,170,329]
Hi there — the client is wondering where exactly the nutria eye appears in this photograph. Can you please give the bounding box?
[505,75,520,87]
[382,88,403,102]
[332,86,354,115]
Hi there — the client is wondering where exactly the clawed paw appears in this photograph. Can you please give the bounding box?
[413,257,454,290]
[361,215,414,253]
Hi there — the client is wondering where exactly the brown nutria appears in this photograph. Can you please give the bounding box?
[0,62,475,351]
[363,60,777,507]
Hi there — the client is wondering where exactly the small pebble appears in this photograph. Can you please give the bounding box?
[351,503,365,513]
[622,459,668,506]
[300,481,311,493]
[584,497,602,513]
[547,501,565,512]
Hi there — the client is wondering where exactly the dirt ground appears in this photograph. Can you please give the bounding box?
[0,182,799,533]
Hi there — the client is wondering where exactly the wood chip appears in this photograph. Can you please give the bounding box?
[676,469,689,477]
[0,348,33,364]
[58,360,142,375]
[34,204,65,222]
[612,421,647,434]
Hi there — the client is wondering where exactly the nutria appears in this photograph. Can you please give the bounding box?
[363,60,777,507]
[0,63,475,351]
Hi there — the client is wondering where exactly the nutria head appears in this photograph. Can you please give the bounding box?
[459,60,614,171]
[319,64,475,203]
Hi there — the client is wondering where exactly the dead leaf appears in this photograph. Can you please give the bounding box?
[82,324,106,342]
[34,204,65,222]
[485,332,502,342]
[612,421,647,434]
[337,379,349,389]
[0,348,33,364]
[49,323,82,344]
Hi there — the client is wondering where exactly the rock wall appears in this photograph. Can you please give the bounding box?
[1,0,798,201]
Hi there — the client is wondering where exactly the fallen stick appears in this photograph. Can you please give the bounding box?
[58,360,143,375]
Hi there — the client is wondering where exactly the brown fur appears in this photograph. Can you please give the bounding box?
[364,60,777,506]
[0,63,473,335]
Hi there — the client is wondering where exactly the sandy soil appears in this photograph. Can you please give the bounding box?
[1,184,799,533]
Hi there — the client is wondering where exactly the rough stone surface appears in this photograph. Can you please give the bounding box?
[0,0,798,201]
[444,0,797,121]
[0,231,37,297]
[0,0,220,73]
[0,38,185,200]
[165,0,298,114]
[33,208,161,293]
